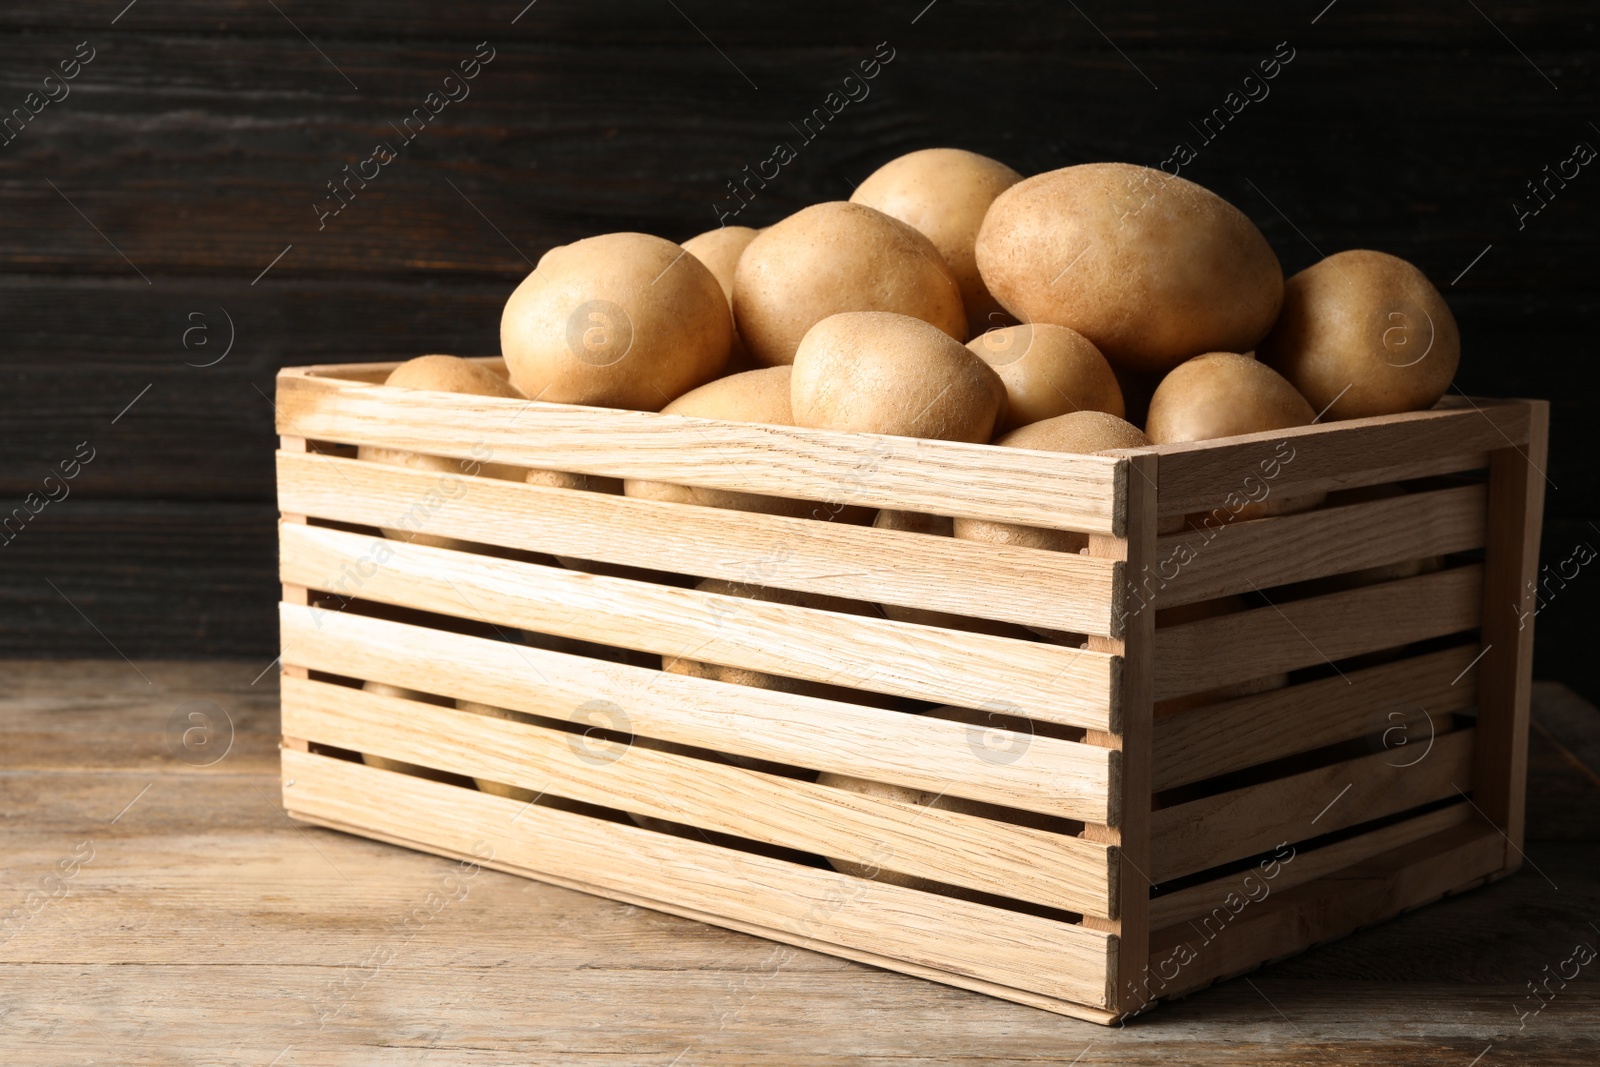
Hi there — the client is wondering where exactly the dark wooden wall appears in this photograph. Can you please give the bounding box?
[2,2,1596,697]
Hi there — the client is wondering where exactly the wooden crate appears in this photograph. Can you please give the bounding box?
[274,359,1548,1024]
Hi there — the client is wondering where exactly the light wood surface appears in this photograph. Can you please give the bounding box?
[5,661,1598,1064]
[279,607,1118,823]
[278,521,1119,732]
[281,677,1118,918]
[276,449,1123,637]
[276,369,1126,535]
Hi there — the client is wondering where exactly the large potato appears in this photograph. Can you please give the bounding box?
[967,323,1124,432]
[501,232,732,410]
[952,410,1150,553]
[850,148,1023,337]
[733,202,965,367]
[790,312,1004,442]
[975,163,1283,373]
[625,367,869,523]
[1258,249,1460,419]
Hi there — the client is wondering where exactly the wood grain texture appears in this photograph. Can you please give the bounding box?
[4,661,1600,1063]
[282,748,1118,1009]
[277,371,1126,535]
[1153,483,1488,607]
[1143,399,1528,518]
[1148,728,1477,884]
[278,521,1119,731]
[281,675,1118,918]
[1153,564,1485,700]
[278,606,1118,823]
[275,449,1122,637]
[1152,644,1482,792]
[1473,402,1551,866]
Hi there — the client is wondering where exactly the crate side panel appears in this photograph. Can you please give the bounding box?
[278,606,1116,823]
[275,450,1121,637]
[281,748,1117,1009]
[279,522,1118,733]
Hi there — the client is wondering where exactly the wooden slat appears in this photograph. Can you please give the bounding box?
[278,606,1118,823]
[1080,453,1157,1017]
[1149,728,1476,883]
[1140,398,1528,517]
[1145,821,1504,1001]
[1153,564,1484,700]
[279,522,1119,732]
[282,748,1117,1009]
[275,450,1122,638]
[1147,802,1477,928]
[276,370,1125,535]
[1152,483,1487,608]
[1152,644,1482,792]
[1473,401,1550,868]
[281,676,1117,917]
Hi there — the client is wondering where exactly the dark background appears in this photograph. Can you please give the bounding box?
[1,2,1595,700]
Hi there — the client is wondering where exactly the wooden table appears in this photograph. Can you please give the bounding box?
[4,661,1598,1065]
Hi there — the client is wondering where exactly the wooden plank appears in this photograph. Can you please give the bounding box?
[281,676,1117,917]
[281,748,1118,1009]
[1473,400,1550,870]
[1149,728,1476,883]
[1081,453,1156,1016]
[276,371,1125,535]
[1142,399,1528,517]
[1145,821,1505,1001]
[1153,565,1484,701]
[278,521,1118,732]
[1152,483,1487,608]
[275,449,1122,637]
[1147,802,1477,928]
[1152,644,1482,792]
[277,606,1118,823]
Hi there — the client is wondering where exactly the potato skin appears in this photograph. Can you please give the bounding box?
[967,323,1124,431]
[733,202,966,367]
[790,312,1003,443]
[1258,249,1461,419]
[1145,351,1315,445]
[952,410,1150,553]
[384,354,524,398]
[850,148,1023,337]
[975,163,1283,373]
[501,232,732,411]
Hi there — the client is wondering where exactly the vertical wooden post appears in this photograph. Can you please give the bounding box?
[1082,453,1157,1017]
[1472,400,1549,869]
[280,431,312,755]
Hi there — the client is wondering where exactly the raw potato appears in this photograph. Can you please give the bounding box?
[358,356,528,551]
[952,411,1150,553]
[625,367,868,523]
[871,510,1038,639]
[975,163,1283,373]
[850,148,1023,337]
[501,232,732,410]
[359,681,456,781]
[790,312,1004,443]
[733,202,965,366]
[1152,599,1289,716]
[682,225,761,372]
[967,323,1124,432]
[1258,249,1461,419]
[1145,352,1315,444]
[457,700,540,802]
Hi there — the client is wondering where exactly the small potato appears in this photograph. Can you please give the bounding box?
[457,701,541,802]
[952,411,1150,553]
[870,510,1038,639]
[682,225,761,372]
[967,323,1124,432]
[359,681,455,781]
[733,202,965,366]
[624,366,869,523]
[790,312,1004,442]
[850,148,1023,337]
[501,232,732,410]
[358,356,528,550]
[1145,352,1315,444]
[976,163,1283,373]
[1258,249,1461,419]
